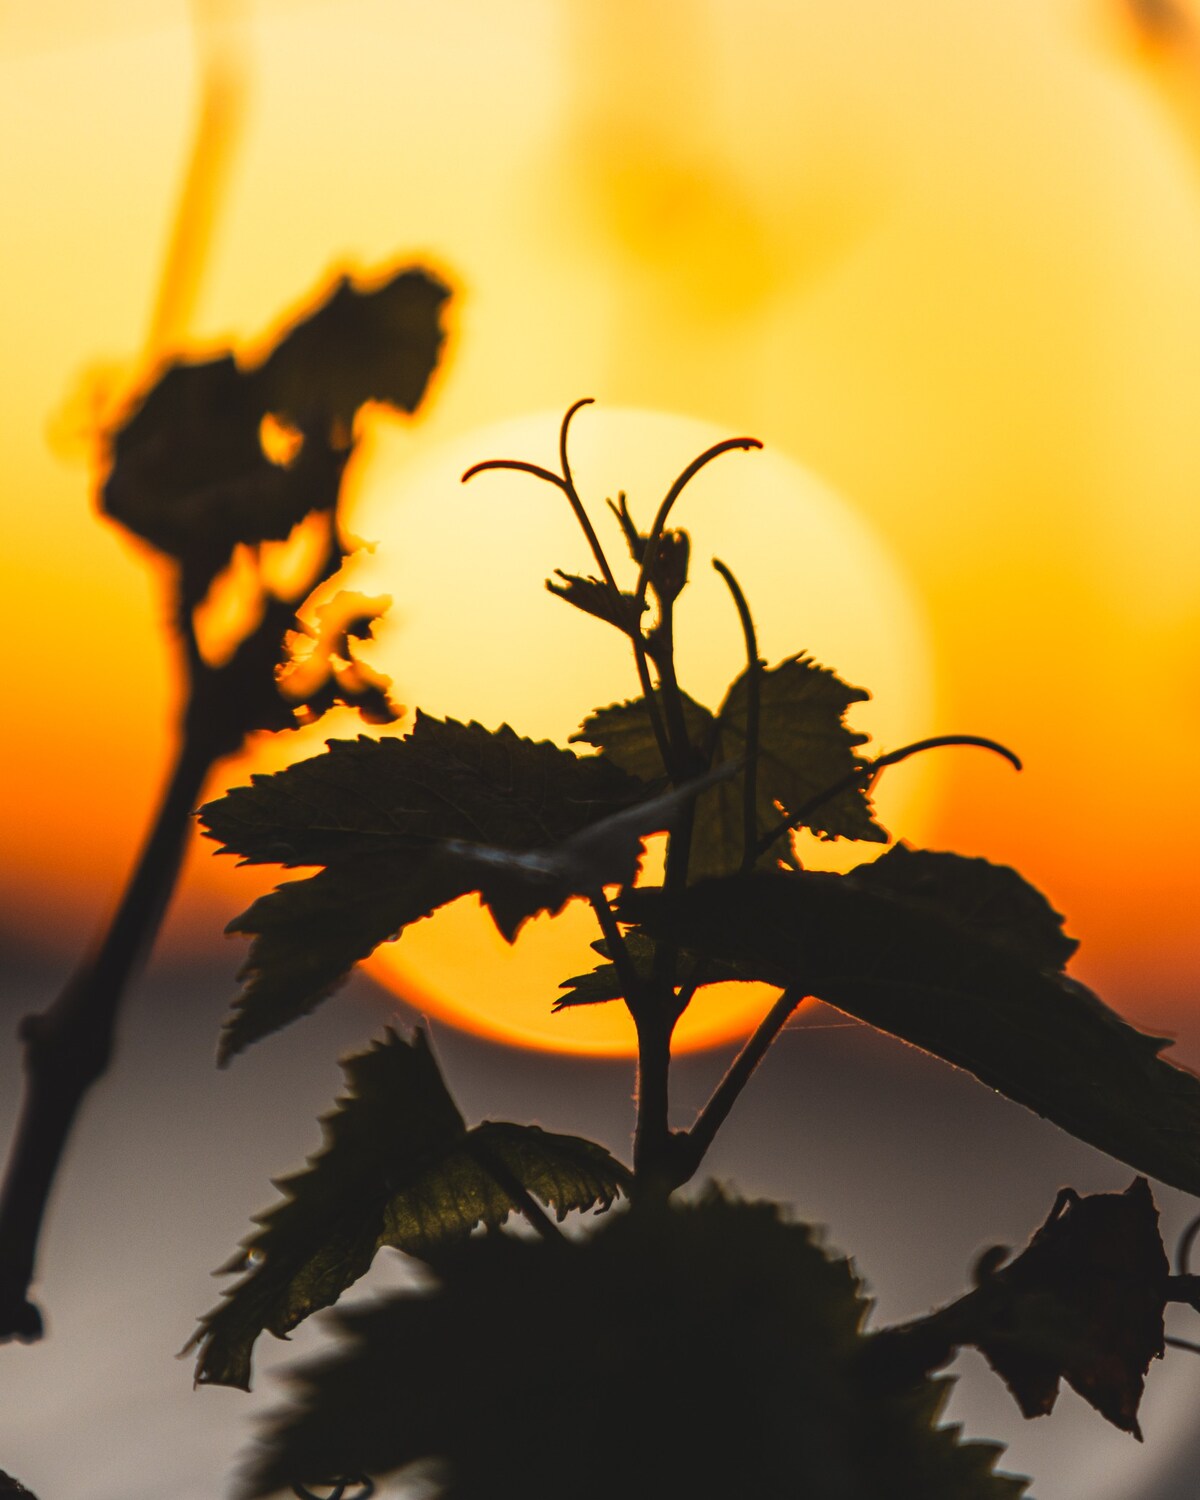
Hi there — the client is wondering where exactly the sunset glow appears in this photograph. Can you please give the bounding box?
[4,0,1200,1055]
[353,406,934,1053]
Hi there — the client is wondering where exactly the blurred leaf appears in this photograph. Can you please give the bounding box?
[202,716,647,1058]
[187,1029,629,1390]
[101,265,448,606]
[622,857,1200,1197]
[575,654,884,879]
[253,268,449,431]
[239,1193,1027,1500]
[102,356,346,602]
[277,592,399,728]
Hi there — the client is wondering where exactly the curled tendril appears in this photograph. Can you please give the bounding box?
[1176,1210,1200,1276]
[755,734,1022,861]
[461,397,618,593]
[292,1478,375,1500]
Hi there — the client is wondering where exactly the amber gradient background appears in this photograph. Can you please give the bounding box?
[5,1,1200,1496]
[4,0,1200,1044]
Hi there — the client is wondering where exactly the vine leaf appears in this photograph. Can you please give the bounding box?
[973,1178,1168,1436]
[185,1028,630,1391]
[848,844,1077,972]
[574,690,711,783]
[575,654,885,880]
[621,851,1200,1198]
[253,267,450,431]
[442,761,739,940]
[201,715,704,1059]
[868,1179,1169,1439]
[102,355,347,605]
[546,570,646,637]
[238,1193,1027,1500]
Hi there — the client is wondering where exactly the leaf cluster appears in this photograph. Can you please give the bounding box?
[186,405,1200,1497]
[861,1172,1200,1473]
[102,266,448,752]
[188,1029,629,1389]
[241,1194,1028,1500]
[622,850,1200,1199]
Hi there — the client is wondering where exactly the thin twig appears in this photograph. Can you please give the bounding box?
[632,437,762,620]
[589,892,643,1019]
[462,457,570,491]
[629,437,760,781]
[628,631,676,780]
[557,398,620,593]
[712,559,761,872]
[462,401,619,595]
[678,988,806,1184]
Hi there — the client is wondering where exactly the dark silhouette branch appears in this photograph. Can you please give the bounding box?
[677,987,806,1184]
[628,436,761,782]
[0,721,222,1339]
[632,437,761,614]
[589,892,643,1019]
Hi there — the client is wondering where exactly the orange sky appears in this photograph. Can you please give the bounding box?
[4,0,1200,1053]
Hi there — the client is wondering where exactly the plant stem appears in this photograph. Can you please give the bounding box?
[556,398,621,595]
[650,595,694,774]
[589,893,642,1017]
[462,400,620,596]
[628,437,760,781]
[711,559,761,873]
[629,632,677,779]
[631,1008,676,1201]
[677,988,805,1184]
[632,438,761,616]
[0,723,220,1339]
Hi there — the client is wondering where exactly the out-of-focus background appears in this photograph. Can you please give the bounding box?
[4,0,1200,1494]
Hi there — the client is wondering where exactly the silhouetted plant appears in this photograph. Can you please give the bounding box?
[179,401,1200,1498]
[0,260,449,1365]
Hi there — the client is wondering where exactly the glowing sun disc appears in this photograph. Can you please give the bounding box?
[339,405,935,1056]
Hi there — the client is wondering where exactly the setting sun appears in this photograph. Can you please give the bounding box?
[339,404,935,1053]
